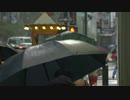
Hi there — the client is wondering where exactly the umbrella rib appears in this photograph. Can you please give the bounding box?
[42,63,50,81]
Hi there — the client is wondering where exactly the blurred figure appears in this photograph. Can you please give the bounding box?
[112,65,117,79]
[47,75,76,86]
[88,69,99,86]
[0,52,4,64]
[111,51,117,79]
[74,78,90,86]
[48,69,90,86]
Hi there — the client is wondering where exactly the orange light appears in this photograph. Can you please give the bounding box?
[70,27,75,32]
[18,46,24,49]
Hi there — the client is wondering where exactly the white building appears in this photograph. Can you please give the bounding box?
[76,12,116,40]
[76,12,98,40]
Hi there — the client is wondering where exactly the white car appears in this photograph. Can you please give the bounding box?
[7,36,32,50]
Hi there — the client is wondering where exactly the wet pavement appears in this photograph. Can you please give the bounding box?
[97,62,118,86]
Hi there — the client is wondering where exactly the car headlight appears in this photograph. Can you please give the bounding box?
[11,44,15,47]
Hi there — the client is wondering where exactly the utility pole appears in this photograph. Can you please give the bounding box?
[67,12,70,30]
[63,12,70,30]
[84,12,87,37]
[100,19,102,34]
[100,18,108,86]
[17,12,20,21]
[64,12,68,30]
[10,12,12,24]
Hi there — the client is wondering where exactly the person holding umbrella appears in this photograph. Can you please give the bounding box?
[0,49,4,64]
[46,69,75,86]
[112,64,117,79]
[112,55,118,79]
[48,69,90,86]
[46,75,76,86]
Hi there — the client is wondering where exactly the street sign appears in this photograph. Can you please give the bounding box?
[58,17,72,22]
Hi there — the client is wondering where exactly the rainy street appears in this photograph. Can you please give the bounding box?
[1,12,126,86]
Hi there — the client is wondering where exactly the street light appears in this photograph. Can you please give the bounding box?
[24,26,30,30]
[42,26,46,30]
[35,26,39,30]
[69,27,77,32]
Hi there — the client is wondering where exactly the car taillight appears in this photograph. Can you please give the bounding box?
[18,46,24,49]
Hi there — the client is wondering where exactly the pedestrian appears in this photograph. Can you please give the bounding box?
[112,63,117,79]
[47,69,90,86]
[46,75,76,86]
[0,55,4,64]
[111,52,118,79]
[74,78,90,86]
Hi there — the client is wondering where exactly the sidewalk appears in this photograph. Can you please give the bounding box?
[97,75,118,86]
[97,64,118,86]
[83,62,118,86]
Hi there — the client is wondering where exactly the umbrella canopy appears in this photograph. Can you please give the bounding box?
[44,31,97,46]
[0,39,107,86]
[0,42,18,62]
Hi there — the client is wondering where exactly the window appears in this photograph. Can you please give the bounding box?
[16,38,24,45]
[24,39,31,43]
[9,39,16,44]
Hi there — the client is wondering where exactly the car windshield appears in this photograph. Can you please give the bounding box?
[14,38,31,45]
[24,39,31,43]
[16,38,23,45]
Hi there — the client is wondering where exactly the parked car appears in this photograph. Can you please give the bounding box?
[7,36,32,50]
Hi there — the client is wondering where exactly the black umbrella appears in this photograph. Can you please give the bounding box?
[0,39,107,86]
[0,43,18,62]
[44,31,97,46]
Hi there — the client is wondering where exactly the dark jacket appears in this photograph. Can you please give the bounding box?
[47,75,75,86]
